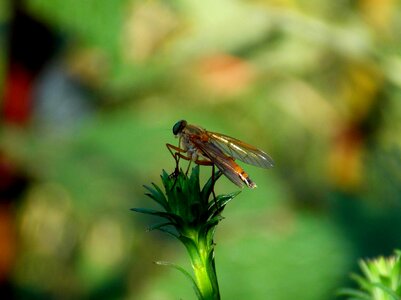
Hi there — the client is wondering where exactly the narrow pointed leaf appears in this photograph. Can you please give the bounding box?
[131,208,184,225]
[201,170,222,202]
[147,221,174,231]
[208,191,241,209]
[370,282,400,300]
[153,226,180,239]
[200,215,223,238]
[147,222,179,238]
[152,182,170,209]
[336,288,371,300]
[208,191,241,216]
[350,273,371,291]
[143,184,169,210]
[155,261,203,299]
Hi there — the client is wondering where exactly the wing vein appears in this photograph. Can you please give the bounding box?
[208,132,274,168]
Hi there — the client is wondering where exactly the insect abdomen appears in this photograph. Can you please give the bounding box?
[234,164,257,188]
[240,171,257,188]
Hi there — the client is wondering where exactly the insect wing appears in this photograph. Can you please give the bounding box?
[192,140,245,187]
[208,132,274,168]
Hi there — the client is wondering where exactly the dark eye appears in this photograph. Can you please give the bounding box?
[173,120,187,135]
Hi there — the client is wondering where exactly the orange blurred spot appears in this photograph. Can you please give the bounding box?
[196,54,256,97]
[328,125,364,190]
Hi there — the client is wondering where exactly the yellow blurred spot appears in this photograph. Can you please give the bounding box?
[82,217,125,269]
[358,0,395,34]
[67,47,109,86]
[341,63,382,122]
[122,1,179,62]
[19,184,74,256]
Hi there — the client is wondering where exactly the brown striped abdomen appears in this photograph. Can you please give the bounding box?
[232,160,257,188]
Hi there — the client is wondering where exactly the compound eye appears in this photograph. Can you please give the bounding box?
[172,120,187,135]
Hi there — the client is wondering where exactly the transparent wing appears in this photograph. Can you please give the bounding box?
[208,132,274,168]
[193,140,245,187]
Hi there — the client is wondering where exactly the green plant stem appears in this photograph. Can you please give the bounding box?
[185,231,220,300]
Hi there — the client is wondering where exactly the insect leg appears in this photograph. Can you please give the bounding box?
[166,143,187,177]
[211,163,218,209]
[166,143,186,161]
[185,160,192,176]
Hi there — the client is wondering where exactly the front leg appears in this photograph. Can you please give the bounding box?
[166,143,188,177]
[166,143,213,175]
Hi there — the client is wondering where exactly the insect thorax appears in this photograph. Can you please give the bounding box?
[180,135,201,161]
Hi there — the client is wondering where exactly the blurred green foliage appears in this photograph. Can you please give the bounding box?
[1,0,401,299]
[339,250,401,300]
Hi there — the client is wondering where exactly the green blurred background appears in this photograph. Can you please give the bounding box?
[1,0,401,299]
